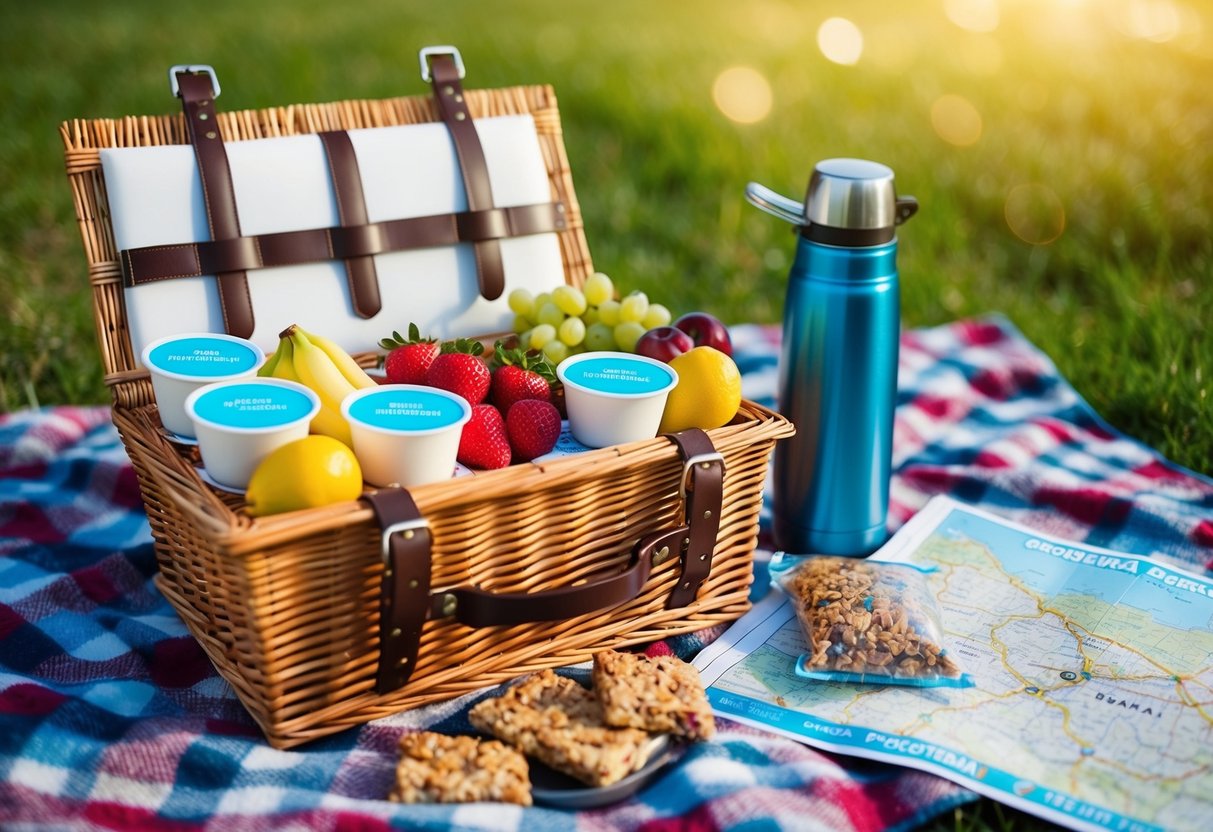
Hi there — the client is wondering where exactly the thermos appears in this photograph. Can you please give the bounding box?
[746,159,918,556]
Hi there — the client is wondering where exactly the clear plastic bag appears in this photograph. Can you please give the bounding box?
[771,553,971,687]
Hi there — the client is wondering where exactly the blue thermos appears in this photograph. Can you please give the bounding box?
[746,159,918,556]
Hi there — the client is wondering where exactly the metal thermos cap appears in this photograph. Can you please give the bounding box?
[745,158,917,247]
[806,159,898,231]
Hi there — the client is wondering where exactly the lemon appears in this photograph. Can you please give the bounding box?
[245,435,363,517]
[659,346,743,434]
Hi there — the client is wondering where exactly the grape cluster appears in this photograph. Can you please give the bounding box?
[508,273,672,364]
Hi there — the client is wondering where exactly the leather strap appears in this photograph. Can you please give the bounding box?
[428,54,505,301]
[365,489,432,694]
[119,202,565,286]
[175,71,255,338]
[318,130,381,318]
[664,429,725,609]
[423,431,724,628]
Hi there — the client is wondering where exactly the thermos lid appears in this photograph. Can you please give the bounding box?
[746,158,918,246]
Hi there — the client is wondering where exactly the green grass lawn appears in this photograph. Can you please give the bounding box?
[1,1,1209,827]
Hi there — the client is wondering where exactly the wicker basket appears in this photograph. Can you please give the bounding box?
[61,78,794,748]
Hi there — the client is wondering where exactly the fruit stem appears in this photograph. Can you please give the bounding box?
[279,324,299,340]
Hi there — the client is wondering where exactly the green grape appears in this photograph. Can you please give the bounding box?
[597,299,622,326]
[512,313,531,334]
[507,288,534,317]
[642,303,672,329]
[517,327,533,348]
[619,292,649,323]
[552,285,588,316]
[583,272,614,306]
[558,316,586,346]
[536,302,566,328]
[584,322,616,351]
[542,339,570,364]
[613,321,647,352]
[583,306,600,325]
[529,324,557,350]
[532,292,552,314]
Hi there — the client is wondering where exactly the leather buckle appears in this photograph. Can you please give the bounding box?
[680,452,724,503]
[168,64,221,98]
[419,45,465,82]
[381,518,430,564]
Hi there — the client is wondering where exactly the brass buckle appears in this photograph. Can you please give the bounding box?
[380,518,430,564]
[168,64,221,98]
[419,46,465,83]
[680,452,724,503]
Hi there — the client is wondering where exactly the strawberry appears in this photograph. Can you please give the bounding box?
[379,324,439,385]
[425,338,490,405]
[458,403,512,469]
[506,399,562,461]
[489,344,556,414]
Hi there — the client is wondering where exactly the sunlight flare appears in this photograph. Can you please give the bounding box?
[712,66,773,124]
[930,95,983,147]
[817,17,864,65]
[944,0,1000,33]
[1005,184,1066,245]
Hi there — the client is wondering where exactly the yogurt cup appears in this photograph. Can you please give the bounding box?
[341,385,472,488]
[556,352,679,448]
[141,333,265,439]
[185,378,320,490]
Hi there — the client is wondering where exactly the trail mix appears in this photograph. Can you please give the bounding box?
[778,556,962,682]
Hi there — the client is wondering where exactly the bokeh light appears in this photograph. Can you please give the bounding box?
[1111,0,1182,42]
[944,0,1000,33]
[1005,184,1066,245]
[930,94,983,146]
[712,66,773,124]
[817,17,864,65]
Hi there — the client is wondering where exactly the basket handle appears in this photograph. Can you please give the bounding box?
[430,430,723,628]
[366,430,724,693]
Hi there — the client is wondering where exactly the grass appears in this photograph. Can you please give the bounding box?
[0,1,1208,827]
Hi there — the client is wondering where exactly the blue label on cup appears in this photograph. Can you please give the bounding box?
[147,336,259,378]
[191,383,315,429]
[562,356,675,395]
[347,389,466,432]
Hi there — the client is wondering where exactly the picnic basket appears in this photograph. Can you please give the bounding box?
[60,51,794,748]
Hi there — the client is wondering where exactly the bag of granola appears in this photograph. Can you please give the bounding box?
[770,553,972,688]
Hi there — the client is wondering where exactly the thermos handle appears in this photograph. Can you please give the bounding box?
[745,182,805,226]
[895,196,919,225]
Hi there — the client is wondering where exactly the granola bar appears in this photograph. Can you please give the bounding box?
[468,669,652,787]
[388,731,532,806]
[592,650,716,740]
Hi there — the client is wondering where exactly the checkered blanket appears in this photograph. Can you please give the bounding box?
[3,316,1210,831]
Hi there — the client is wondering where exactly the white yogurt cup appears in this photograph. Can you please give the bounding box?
[141,333,265,439]
[341,385,472,488]
[556,352,679,448]
[185,378,320,490]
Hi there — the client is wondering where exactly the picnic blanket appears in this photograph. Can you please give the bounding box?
[3,315,1211,831]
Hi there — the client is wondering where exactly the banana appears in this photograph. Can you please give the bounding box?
[258,337,287,378]
[270,337,302,383]
[298,327,378,390]
[285,325,356,446]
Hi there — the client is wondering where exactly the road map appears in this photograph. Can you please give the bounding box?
[694,497,1213,832]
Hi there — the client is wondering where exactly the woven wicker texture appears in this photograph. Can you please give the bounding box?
[61,82,793,747]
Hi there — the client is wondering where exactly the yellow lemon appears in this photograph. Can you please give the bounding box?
[659,346,743,434]
[245,435,363,517]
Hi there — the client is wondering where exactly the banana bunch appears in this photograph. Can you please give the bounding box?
[259,325,377,447]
